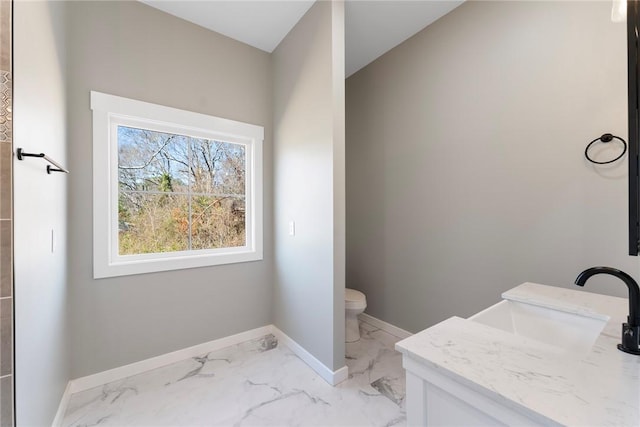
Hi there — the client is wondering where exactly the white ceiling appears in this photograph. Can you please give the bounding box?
[141,1,316,53]
[141,0,464,77]
[345,1,463,76]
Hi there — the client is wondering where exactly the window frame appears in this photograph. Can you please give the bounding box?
[91,91,263,279]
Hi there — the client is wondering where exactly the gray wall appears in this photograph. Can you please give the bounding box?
[272,0,346,371]
[13,1,70,425]
[66,1,273,378]
[346,1,639,333]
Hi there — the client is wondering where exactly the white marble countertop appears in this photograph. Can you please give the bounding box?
[395,283,640,426]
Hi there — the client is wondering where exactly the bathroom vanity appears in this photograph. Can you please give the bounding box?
[395,283,640,426]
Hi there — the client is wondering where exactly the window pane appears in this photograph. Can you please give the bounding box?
[117,127,248,256]
[118,126,190,193]
[118,192,189,255]
[190,138,245,195]
[190,195,246,250]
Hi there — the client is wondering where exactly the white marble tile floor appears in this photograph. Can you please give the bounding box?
[61,321,406,427]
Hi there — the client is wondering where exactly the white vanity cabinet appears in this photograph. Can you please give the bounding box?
[395,283,638,427]
[402,353,553,426]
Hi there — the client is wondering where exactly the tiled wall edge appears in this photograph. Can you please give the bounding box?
[359,313,413,339]
[0,1,13,426]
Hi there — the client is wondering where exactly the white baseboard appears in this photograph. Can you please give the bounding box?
[68,325,273,394]
[51,382,72,427]
[271,326,348,386]
[54,323,350,424]
[359,313,413,339]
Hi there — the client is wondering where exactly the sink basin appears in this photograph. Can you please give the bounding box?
[469,300,608,353]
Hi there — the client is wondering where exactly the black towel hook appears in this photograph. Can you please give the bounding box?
[584,133,627,165]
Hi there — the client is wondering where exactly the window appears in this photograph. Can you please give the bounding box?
[91,91,263,278]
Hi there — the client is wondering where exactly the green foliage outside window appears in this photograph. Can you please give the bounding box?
[117,126,246,255]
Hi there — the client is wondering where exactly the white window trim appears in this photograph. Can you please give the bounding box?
[91,91,263,279]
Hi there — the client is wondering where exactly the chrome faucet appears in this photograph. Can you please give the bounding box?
[575,266,640,355]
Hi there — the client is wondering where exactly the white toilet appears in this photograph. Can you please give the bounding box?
[345,288,367,342]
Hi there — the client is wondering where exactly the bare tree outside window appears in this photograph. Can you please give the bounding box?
[117,126,246,255]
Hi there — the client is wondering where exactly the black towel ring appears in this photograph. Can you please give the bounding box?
[585,133,627,165]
